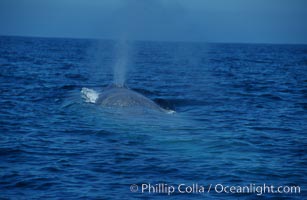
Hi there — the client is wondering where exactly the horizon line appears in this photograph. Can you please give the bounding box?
[1,33,306,46]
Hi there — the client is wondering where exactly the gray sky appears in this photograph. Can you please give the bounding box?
[0,0,307,43]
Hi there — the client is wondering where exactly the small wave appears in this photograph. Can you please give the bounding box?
[297,102,307,110]
[259,93,283,101]
[60,84,78,90]
[0,147,26,156]
[251,126,294,132]
[64,73,88,81]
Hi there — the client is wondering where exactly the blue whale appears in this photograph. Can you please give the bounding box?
[81,85,174,113]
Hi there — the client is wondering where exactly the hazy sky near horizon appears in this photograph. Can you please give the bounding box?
[0,0,306,43]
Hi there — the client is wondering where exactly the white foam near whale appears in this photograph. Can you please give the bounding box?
[81,85,175,114]
[81,87,99,103]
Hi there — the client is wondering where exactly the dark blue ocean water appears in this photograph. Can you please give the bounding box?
[0,36,306,199]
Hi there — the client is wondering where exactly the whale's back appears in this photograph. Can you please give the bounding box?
[97,86,163,111]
